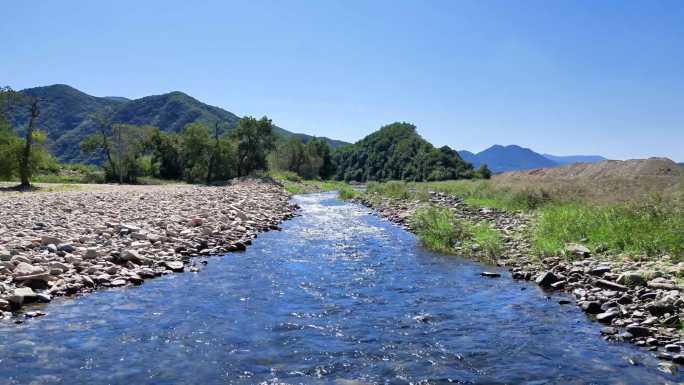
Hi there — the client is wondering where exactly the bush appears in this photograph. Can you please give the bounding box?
[411,207,466,253]
[338,185,358,200]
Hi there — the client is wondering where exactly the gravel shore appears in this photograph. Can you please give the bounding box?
[355,191,684,369]
[0,180,296,318]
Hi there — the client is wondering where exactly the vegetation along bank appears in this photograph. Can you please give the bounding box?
[348,171,684,366]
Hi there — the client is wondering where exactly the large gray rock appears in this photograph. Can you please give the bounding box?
[164,261,184,272]
[535,271,559,287]
[565,243,591,258]
[7,287,37,307]
[41,236,62,246]
[616,272,646,287]
[594,279,628,292]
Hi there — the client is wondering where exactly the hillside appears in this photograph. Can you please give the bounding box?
[333,122,473,182]
[7,84,348,163]
[493,158,684,203]
[497,157,684,181]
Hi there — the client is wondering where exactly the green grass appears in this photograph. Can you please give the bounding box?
[367,180,412,200]
[410,206,503,260]
[337,184,358,200]
[533,200,684,260]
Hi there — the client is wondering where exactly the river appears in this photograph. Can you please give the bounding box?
[0,192,681,384]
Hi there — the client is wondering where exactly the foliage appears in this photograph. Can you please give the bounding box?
[332,122,474,182]
[232,116,276,177]
[337,185,358,200]
[367,180,411,200]
[0,87,58,184]
[81,123,149,183]
[270,136,335,179]
[3,85,343,164]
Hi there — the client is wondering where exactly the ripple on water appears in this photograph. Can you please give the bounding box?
[0,192,682,384]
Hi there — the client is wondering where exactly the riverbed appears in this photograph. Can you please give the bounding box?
[0,192,681,384]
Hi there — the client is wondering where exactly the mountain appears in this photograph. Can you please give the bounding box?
[458,145,609,173]
[543,154,607,165]
[7,84,348,163]
[333,122,473,182]
[458,145,557,173]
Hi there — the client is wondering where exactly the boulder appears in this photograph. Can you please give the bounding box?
[647,301,675,317]
[625,324,651,337]
[565,243,591,258]
[41,236,61,246]
[480,272,501,278]
[164,261,184,272]
[616,272,646,287]
[594,279,628,292]
[7,287,37,307]
[535,271,559,287]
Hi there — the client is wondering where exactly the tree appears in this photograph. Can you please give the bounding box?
[232,116,275,177]
[180,122,212,183]
[0,87,56,187]
[145,127,183,180]
[81,124,149,183]
[477,164,492,179]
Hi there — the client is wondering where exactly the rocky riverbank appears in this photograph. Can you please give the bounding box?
[0,180,296,319]
[354,191,684,368]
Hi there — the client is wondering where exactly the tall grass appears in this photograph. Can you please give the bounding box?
[411,207,503,260]
[411,207,465,253]
[367,180,411,200]
[534,198,684,259]
[337,185,358,200]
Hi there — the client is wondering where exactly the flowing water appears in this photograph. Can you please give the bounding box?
[1,192,682,384]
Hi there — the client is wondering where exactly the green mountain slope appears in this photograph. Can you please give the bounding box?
[333,122,473,182]
[8,84,348,163]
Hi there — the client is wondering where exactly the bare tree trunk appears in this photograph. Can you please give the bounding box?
[206,122,220,185]
[19,99,39,189]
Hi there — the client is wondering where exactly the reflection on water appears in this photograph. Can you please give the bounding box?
[0,192,681,384]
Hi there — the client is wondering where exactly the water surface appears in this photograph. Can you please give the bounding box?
[0,192,681,384]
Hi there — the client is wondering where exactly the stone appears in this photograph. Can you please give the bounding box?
[7,287,37,307]
[565,243,591,258]
[596,310,619,323]
[480,272,501,278]
[665,344,681,352]
[58,243,76,253]
[616,272,646,287]
[121,250,147,265]
[647,301,675,317]
[625,324,651,337]
[590,266,611,276]
[110,279,127,287]
[41,236,61,246]
[594,279,628,292]
[164,261,184,272]
[84,248,99,259]
[580,301,603,314]
[648,278,678,290]
[535,271,559,287]
[600,327,617,335]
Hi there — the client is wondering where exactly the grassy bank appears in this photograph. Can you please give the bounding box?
[361,179,684,261]
[411,207,503,261]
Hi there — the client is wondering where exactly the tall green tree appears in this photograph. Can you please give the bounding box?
[0,87,56,187]
[145,127,183,180]
[180,122,212,183]
[232,116,275,177]
[81,124,149,183]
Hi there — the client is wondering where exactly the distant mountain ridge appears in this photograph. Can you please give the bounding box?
[7,84,349,163]
[458,144,607,173]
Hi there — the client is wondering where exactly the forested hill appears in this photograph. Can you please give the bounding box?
[333,122,474,182]
[7,84,348,163]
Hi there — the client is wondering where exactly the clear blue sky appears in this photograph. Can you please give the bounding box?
[2,0,683,161]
